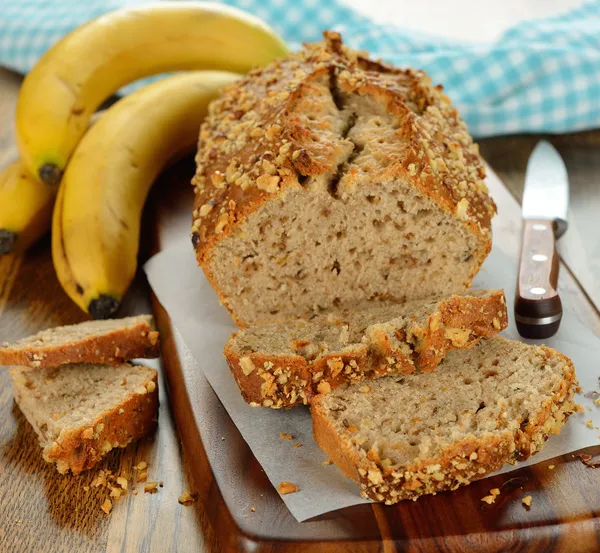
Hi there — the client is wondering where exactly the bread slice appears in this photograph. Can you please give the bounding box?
[11,363,158,474]
[311,336,576,503]
[225,290,507,408]
[0,315,159,369]
[192,32,496,327]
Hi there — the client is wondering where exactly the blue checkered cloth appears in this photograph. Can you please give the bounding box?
[0,0,599,138]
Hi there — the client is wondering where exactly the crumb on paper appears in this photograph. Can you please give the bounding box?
[322,459,333,466]
[250,506,256,512]
[575,385,583,393]
[178,491,197,505]
[135,461,148,471]
[221,436,225,441]
[137,471,148,483]
[294,443,302,448]
[280,432,293,440]
[586,420,594,428]
[277,482,300,495]
[548,465,555,470]
[522,495,532,507]
[481,495,496,504]
[575,404,585,413]
[490,488,500,496]
[101,498,112,514]
[594,398,600,406]
[144,482,159,494]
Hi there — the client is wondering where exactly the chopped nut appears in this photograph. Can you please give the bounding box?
[456,198,470,220]
[490,488,500,496]
[492,317,501,330]
[136,461,148,470]
[256,174,280,193]
[548,465,555,470]
[178,491,197,505]
[280,432,293,440]
[277,482,300,495]
[82,428,94,440]
[144,482,159,494]
[215,213,229,234]
[116,477,128,490]
[250,506,256,512]
[118,408,125,414]
[481,495,496,504]
[134,386,148,395]
[586,420,594,428]
[522,495,532,507]
[101,498,112,514]
[359,385,371,393]
[137,471,148,483]
[317,381,331,394]
[575,404,585,413]
[146,380,156,393]
[239,356,256,376]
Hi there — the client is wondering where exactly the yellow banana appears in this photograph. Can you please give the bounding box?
[17,1,288,185]
[52,71,240,318]
[0,160,55,254]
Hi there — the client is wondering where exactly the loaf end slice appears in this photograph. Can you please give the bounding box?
[225,290,507,408]
[0,315,159,369]
[11,363,158,474]
[312,337,576,503]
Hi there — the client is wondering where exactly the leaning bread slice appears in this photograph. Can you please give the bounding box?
[312,337,576,503]
[11,363,158,474]
[225,290,507,408]
[0,315,159,368]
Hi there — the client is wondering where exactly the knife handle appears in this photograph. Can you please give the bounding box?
[515,219,562,339]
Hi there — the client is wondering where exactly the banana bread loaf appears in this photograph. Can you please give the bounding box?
[192,32,496,327]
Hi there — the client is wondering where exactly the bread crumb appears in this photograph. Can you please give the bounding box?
[481,495,495,504]
[490,488,500,496]
[144,482,159,494]
[575,404,585,413]
[548,465,555,470]
[322,459,333,466]
[110,486,123,499]
[178,491,198,505]
[116,476,128,490]
[522,495,532,507]
[277,482,300,495]
[280,432,293,440]
[136,461,148,470]
[137,471,148,483]
[250,506,256,512]
[294,443,302,448]
[586,420,594,428]
[101,498,112,514]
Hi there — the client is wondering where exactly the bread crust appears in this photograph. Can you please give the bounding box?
[0,319,159,369]
[311,345,577,503]
[12,369,159,475]
[192,32,496,327]
[224,291,507,408]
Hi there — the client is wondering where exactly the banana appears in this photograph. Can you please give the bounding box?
[17,2,288,185]
[52,71,240,318]
[0,160,55,254]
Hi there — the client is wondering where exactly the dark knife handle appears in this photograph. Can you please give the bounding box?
[515,219,562,339]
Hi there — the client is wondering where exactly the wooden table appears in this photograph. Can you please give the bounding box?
[1,66,599,553]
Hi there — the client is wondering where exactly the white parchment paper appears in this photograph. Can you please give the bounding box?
[145,240,600,522]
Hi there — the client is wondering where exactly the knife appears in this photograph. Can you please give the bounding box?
[515,140,569,339]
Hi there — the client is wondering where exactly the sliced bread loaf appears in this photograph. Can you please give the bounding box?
[11,363,158,474]
[0,315,159,368]
[225,290,507,408]
[192,32,496,327]
[312,336,576,503]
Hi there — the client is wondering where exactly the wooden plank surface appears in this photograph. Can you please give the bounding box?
[1,60,600,553]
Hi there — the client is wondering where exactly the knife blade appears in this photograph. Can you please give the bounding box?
[515,140,569,339]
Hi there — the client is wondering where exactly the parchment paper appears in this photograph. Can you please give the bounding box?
[145,240,600,522]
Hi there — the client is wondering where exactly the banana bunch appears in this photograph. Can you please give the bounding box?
[2,1,288,316]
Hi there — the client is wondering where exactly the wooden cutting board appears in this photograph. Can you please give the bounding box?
[148,155,600,553]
